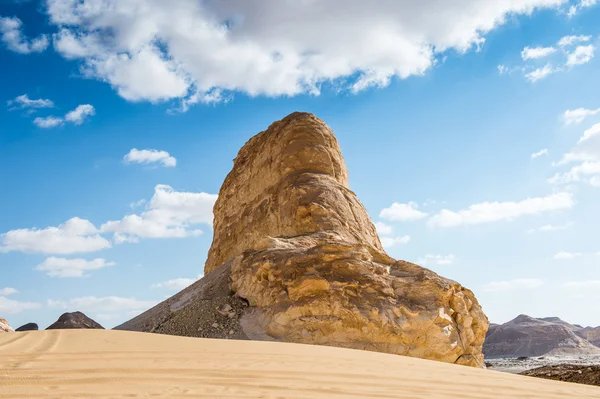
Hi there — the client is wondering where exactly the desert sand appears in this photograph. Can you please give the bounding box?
[1,330,599,398]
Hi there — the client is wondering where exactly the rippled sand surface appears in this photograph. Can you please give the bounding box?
[1,330,599,398]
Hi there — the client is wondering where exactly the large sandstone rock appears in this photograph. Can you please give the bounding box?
[484,315,600,358]
[117,112,488,367]
[0,318,13,332]
[46,312,104,330]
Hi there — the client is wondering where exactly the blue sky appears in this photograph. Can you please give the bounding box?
[1,0,600,329]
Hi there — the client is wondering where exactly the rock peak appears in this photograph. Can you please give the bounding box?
[204,112,379,274]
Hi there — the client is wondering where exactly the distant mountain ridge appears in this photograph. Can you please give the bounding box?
[484,314,600,358]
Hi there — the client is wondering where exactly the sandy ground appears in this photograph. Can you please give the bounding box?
[1,330,599,399]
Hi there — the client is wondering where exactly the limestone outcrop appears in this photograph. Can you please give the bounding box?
[117,112,488,367]
[47,312,104,330]
[0,318,12,332]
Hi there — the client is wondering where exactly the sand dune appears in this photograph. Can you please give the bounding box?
[1,330,599,399]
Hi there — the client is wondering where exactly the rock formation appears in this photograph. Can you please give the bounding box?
[484,315,600,358]
[46,312,104,330]
[577,327,600,347]
[116,112,488,367]
[15,322,39,332]
[0,318,12,332]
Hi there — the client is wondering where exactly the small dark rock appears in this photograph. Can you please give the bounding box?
[46,311,104,330]
[16,322,38,332]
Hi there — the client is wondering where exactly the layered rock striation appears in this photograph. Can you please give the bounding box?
[117,112,488,367]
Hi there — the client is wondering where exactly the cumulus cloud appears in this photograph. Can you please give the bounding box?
[527,222,573,233]
[0,287,18,296]
[124,149,177,168]
[47,296,157,312]
[557,34,592,47]
[531,148,548,159]
[0,16,48,54]
[32,104,95,128]
[44,0,567,108]
[566,45,595,66]
[0,217,111,254]
[428,192,574,228]
[101,185,217,242]
[482,278,544,292]
[151,277,199,291]
[64,104,95,124]
[416,254,455,266]
[379,202,428,221]
[521,46,557,60]
[0,296,41,315]
[374,222,393,235]
[36,257,115,278]
[380,235,411,248]
[7,94,54,110]
[553,251,583,259]
[566,0,598,16]
[562,107,600,125]
[33,116,63,128]
[557,123,600,165]
[525,64,558,82]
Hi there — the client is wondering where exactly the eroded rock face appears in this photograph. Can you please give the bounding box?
[205,112,488,367]
[0,318,13,332]
[46,312,104,330]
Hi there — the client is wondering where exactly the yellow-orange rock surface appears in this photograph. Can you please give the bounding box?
[205,112,488,367]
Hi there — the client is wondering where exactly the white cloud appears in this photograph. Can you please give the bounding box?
[124,149,177,168]
[525,64,558,82]
[152,277,199,291]
[548,161,600,185]
[562,107,600,125]
[0,16,48,54]
[35,257,115,278]
[47,296,158,312]
[374,222,393,235]
[527,222,573,233]
[482,278,544,292]
[563,280,600,288]
[557,123,600,165]
[0,287,18,296]
[31,104,96,128]
[0,217,111,254]
[7,94,54,110]
[553,251,583,259]
[64,104,95,124]
[566,0,598,16]
[428,192,574,228]
[557,35,591,47]
[380,235,411,248]
[379,201,428,221]
[45,0,567,108]
[101,185,217,242]
[33,116,63,128]
[521,46,557,60]
[0,296,41,315]
[531,148,548,159]
[417,254,455,266]
[566,45,595,66]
